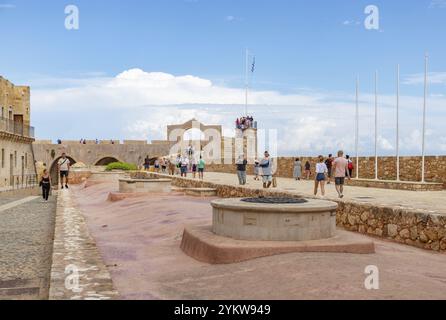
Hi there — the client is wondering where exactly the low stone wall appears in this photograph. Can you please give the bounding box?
[346,179,443,191]
[149,172,446,252]
[207,156,446,188]
[69,170,92,185]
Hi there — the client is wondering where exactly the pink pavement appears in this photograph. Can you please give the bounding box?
[72,182,446,300]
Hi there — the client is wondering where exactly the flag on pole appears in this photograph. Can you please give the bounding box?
[251,56,256,73]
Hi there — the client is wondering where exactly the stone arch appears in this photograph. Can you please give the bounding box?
[167,119,222,157]
[95,156,121,166]
[49,156,77,186]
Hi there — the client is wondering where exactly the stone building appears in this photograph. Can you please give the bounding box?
[0,76,36,189]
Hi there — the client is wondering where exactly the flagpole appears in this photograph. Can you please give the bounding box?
[355,76,359,179]
[396,64,400,181]
[374,70,379,181]
[422,53,428,183]
[245,48,249,117]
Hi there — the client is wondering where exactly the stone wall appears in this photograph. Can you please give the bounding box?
[146,172,446,253]
[207,156,446,188]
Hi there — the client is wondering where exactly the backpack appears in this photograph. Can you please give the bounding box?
[348,161,354,170]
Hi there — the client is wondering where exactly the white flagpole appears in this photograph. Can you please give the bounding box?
[355,76,360,179]
[396,64,400,181]
[375,70,379,180]
[422,53,428,183]
[245,48,249,117]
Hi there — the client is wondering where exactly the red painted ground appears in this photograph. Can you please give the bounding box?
[73,182,446,300]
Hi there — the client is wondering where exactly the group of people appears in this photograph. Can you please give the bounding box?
[236,151,274,189]
[293,151,354,198]
[235,116,255,131]
[143,154,206,180]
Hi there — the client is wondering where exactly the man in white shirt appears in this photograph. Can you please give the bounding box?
[180,156,190,177]
[58,153,71,189]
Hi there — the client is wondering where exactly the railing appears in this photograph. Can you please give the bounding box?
[10,174,39,190]
[0,116,35,138]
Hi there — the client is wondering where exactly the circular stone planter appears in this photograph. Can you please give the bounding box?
[211,198,338,241]
[118,178,172,193]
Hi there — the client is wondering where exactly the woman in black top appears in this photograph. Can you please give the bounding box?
[40,169,52,201]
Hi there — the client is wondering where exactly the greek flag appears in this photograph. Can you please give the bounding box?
[251,57,256,73]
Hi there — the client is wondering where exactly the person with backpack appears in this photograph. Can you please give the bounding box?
[346,155,354,178]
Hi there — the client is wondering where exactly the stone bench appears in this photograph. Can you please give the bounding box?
[118,178,172,193]
[185,188,217,197]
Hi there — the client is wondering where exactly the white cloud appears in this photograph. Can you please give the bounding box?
[31,68,325,111]
[0,4,15,9]
[30,68,446,156]
[404,72,446,85]
[429,0,446,8]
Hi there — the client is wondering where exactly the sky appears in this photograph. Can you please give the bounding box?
[0,0,445,156]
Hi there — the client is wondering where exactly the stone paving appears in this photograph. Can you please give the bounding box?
[73,182,446,300]
[49,189,119,300]
[199,172,446,215]
[0,195,56,300]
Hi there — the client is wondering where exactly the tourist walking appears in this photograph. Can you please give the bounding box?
[191,157,198,179]
[260,151,273,189]
[254,159,260,181]
[293,158,302,181]
[39,169,52,201]
[314,156,328,197]
[304,161,311,180]
[180,156,189,177]
[154,159,160,172]
[58,153,71,189]
[325,154,334,184]
[332,150,351,199]
[198,156,205,180]
[168,158,176,176]
[236,155,248,185]
[161,158,167,173]
[144,156,151,171]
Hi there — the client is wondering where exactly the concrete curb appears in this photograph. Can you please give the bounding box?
[48,189,119,300]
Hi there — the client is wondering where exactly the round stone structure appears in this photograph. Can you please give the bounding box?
[211,198,338,241]
[119,178,172,194]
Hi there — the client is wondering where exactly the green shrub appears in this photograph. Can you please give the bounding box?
[105,162,138,171]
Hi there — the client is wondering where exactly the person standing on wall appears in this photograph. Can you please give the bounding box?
[260,151,273,189]
[332,150,351,199]
[236,155,248,185]
[58,153,71,190]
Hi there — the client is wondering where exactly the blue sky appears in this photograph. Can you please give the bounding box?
[1,0,445,156]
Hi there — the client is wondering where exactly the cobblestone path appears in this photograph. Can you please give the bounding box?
[0,195,57,300]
